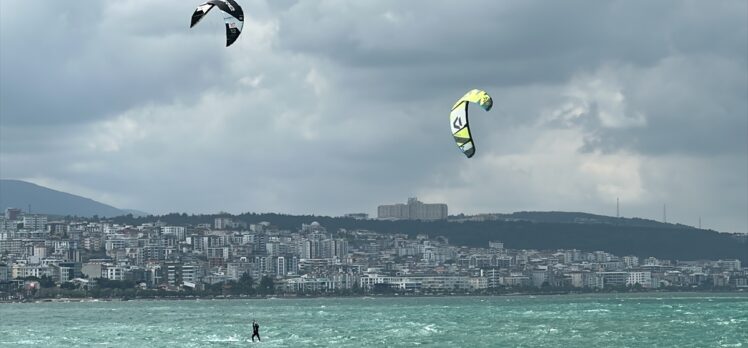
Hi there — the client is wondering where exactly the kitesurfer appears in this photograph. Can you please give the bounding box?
[251,320,261,342]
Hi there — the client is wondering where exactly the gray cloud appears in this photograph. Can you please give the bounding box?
[0,0,229,125]
[1,0,746,233]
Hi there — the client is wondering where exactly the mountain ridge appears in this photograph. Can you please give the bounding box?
[0,179,146,218]
[456,211,693,230]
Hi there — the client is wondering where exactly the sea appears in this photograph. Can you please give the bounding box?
[1,293,746,347]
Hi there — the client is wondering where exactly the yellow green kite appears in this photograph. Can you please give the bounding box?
[449,89,493,158]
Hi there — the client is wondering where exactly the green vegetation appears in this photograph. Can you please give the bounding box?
[109,212,748,263]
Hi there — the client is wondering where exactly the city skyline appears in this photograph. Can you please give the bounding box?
[2,215,745,297]
[1,1,746,233]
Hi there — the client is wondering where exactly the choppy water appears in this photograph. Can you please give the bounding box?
[1,293,747,347]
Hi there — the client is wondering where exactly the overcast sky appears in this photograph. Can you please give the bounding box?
[1,0,746,232]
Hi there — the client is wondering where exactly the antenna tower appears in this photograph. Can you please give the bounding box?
[616,197,620,218]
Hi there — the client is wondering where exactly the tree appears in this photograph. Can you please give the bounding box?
[258,276,274,295]
[96,278,135,290]
[223,280,237,295]
[237,273,254,295]
[209,282,224,294]
[39,275,56,288]
[372,283,394,294]
[351,280,363,295]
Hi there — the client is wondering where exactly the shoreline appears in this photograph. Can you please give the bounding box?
[2,288,746,304]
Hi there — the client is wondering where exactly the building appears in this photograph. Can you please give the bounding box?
[627,271,653,288]
[377,204,408,220]
[717,260,742,271]
[0,217,17,233]
[302,240,321,259]
[570,271,598,288]
[182,263,202,284]
[162,226,186,240]
[81,262,105,279]
[344,213,369,220]
[164,262,182,286]
[597,271,628,288]
[227,261,252,280]
[214,218,233,230]
[531,268,550,287]
[623,256,640,269]
[23,215,48,231]
[105,265,125,281]
[488,241,504,250]
[332,239,348,259]
[482,268,503,288]
[4,208,22,221]
[12,263,49,279]
[377,197,448,221]
[276,256,287,276]
[0,263,10,281]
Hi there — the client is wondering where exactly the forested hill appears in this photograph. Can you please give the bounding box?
[110,212,748,263]
[483,211,682,229]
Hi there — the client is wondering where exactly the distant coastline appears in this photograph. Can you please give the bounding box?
[3,288,746,305]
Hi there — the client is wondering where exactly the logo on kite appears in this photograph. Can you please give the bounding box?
[453,117,463,130]
[221,0,236,12]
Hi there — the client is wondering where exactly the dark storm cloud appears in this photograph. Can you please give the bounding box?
[274,0,748,157]
[0,0,230,126]
[276,1,743,85]
[0,0,746,232]
[560,57,747,157]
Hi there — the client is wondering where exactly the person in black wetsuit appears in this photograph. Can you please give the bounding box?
[251,320,261,342]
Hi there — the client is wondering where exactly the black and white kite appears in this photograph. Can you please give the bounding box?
[190,0,244,47]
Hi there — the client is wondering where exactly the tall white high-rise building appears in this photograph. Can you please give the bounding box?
[214,218,233,229]
[276,256,287,276]
[377,197,448,220]
[22,215,47,231]
[333,239,348,258]
[302,240,322,259]
[627,271,652,288]
[5,208,22,221]
[622,256,639,269]
[162,226,186,240]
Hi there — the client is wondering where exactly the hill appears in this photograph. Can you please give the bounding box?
[454,211,687,229]
[0,179,143,218]
[111,212,748,263]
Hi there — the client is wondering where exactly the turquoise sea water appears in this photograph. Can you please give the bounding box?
[1,293,747,347]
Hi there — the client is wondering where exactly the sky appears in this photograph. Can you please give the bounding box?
[1,0,746,233]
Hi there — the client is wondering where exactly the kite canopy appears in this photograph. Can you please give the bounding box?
[190,0,244,47]
[449,89,493,158]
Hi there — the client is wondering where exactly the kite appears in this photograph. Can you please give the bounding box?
[449,89,493,158]
[191,0,244,47]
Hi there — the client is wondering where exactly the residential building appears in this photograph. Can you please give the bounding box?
[377,197,448,220]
